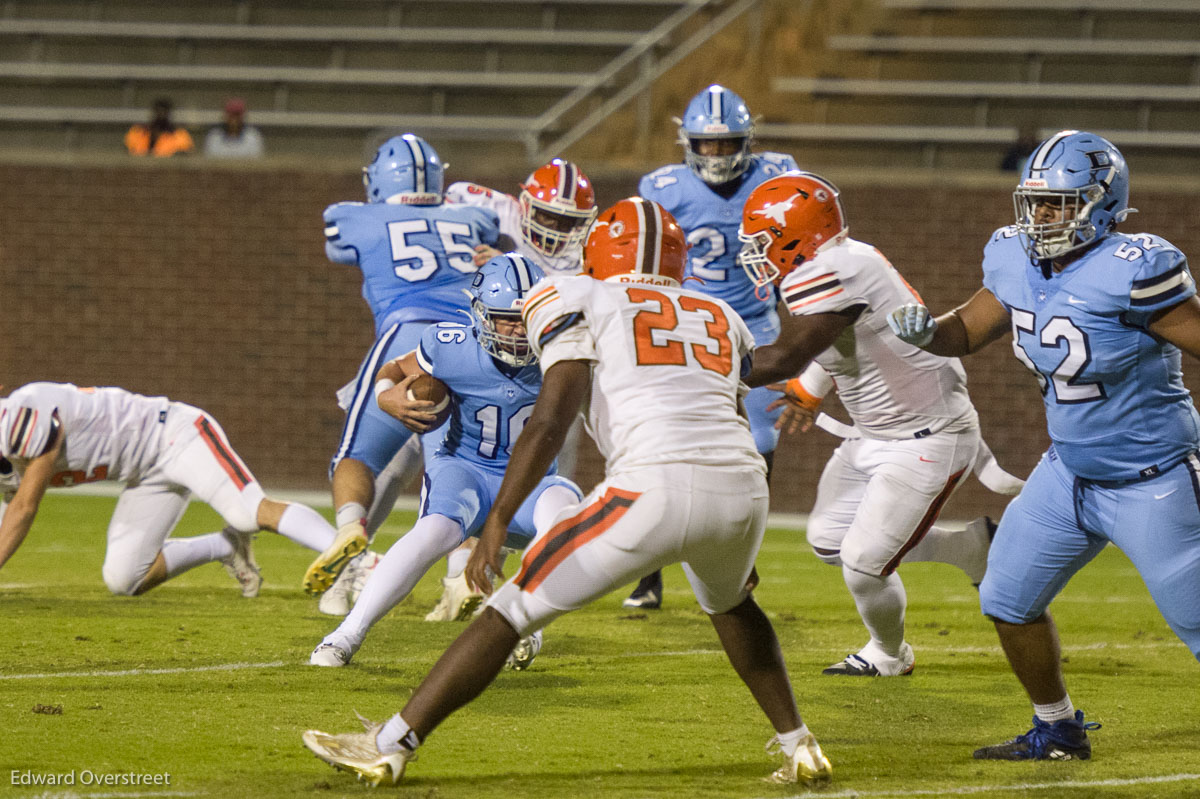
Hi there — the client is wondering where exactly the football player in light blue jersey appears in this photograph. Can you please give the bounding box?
[309,254,582,670]
[629,84,797,608]
[305,134,502,609]
[889,130,1200,762]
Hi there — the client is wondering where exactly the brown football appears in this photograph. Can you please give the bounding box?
[406,373,452,429]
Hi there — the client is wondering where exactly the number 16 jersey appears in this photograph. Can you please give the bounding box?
[982,226,1200,481]
[522,275,764,475]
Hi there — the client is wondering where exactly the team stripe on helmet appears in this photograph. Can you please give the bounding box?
[708,85,724,119]
[507,254,535,296]
[1030,130,1077,172]
[558,162,576,203]
[634,198,662,276]
[402,134,426,194]
[1130,263,1193,307]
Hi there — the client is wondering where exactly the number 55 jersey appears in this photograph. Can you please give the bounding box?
[521,275,764,475]
[982,227,1200,481]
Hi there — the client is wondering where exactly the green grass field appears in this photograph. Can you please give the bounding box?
[2,493,1198,799]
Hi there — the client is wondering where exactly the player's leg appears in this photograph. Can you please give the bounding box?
[826,434,974,676]
[102,481,192,595]
[309,459,486,666]
[974,452,1107,760]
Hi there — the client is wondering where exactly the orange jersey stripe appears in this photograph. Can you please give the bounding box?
[882,466,967,575]
[516,487,640,593]
[194,416,253,490]
[786,287,844,310]
[521,286,559,322]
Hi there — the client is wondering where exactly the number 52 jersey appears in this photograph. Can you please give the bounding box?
[982,226,1200,481]
[521,275,765,474]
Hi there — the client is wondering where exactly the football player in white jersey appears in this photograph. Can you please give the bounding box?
[0,383,339,597]
[427,159,599,621]
[738,173,1022,677]
[301,198,833,787]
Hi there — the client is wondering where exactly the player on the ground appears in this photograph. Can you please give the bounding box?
[736,172,1022,677]
[889,130,1200,759]
[626,84,798,609]
[306,134,501,615]
[308,254,581,670]
[301,197,833,787]
[427,159,597,621]
[0,382,339,596]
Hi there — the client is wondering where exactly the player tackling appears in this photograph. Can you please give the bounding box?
[301,197,833,786]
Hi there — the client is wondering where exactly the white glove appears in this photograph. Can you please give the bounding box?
[887,303,937,348]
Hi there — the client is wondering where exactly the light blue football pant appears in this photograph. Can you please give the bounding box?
[980,448,1200,660]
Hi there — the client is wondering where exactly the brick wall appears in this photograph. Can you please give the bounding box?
[3,162,1198,520]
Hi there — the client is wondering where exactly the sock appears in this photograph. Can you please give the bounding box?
[377,713,420,754]
[336,502,367,530]
[162,533,233,578]
[774,723,812,758]
[446,545,472,579]
[842,566,907,658]
[338,514,464,642]
[1033,695,1076,724]
[902,523,988,579]
[274,503,336,552]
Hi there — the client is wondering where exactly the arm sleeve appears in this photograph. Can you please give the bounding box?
[522,279,597,371]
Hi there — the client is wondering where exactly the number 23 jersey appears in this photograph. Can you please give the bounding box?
[522,275,764,474]
[982,227,1200,481]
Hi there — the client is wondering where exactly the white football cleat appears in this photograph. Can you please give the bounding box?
[309,640,355,668]
[302,714,415,786]
[319,550,380,617]
[423,572,484,622]
[765,731,833,784]
[219,528,261,598]
[505,629,543,671]
[822,640,915,677]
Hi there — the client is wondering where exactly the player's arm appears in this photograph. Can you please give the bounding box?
[745,308,858,387]
[0,431,64,570]
[766,361,833,435]
[889,287,1010,356]
[467,359,592,593]
[1149,295,1200,359]
[374,350,441,433]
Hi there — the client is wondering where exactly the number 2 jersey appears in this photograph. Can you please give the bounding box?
[415,323,549,475]
[982,227,1200,481]
[323,200,500,336]
[781,238,978,440]
[0,382,170,485]
[521,275,764,474]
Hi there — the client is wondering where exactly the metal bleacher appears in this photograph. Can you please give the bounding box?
[0,0,755,168]
[759,0,1200,173]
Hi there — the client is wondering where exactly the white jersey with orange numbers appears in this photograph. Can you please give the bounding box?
[444,181,581,275]
[522,274,765,474]
[779,238,977,439]
[0,382,169,485]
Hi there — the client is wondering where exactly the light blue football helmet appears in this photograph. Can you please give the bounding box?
[1013,129,1133,261]
[469,253,545,367]
[676,84,755,185]
[362,133,444,205]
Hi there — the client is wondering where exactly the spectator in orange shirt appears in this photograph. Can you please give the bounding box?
[125,98,194,157]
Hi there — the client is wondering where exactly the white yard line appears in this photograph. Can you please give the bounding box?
[756,772,1200,799]
[1,660,285,681]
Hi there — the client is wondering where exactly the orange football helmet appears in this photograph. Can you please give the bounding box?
[518,159,598,257]
[584,197,687,285]
[738,172,848,287]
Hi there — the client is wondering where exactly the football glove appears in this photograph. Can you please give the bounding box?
[887,303,937,348]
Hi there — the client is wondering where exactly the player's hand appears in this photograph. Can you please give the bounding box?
[765,381,820,435]
[472,244,503,267]
[888,303,937,348]
[376,374,439,433]
[466,517,507,594]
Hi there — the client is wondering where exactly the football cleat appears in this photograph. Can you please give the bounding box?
[319,550,381,617]
[309,634,359,668]
[302,714,415,786]
[764,731,833,785]
[424,572,485,622]
[622,570,663,610]
[505,630,543,671]
[973,710,1100,761]
[966,516,998,588]
[304,520,367,595]
[823,641,915,677]
[219,528,261,598]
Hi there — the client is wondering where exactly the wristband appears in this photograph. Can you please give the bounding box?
[374,378,396,399]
